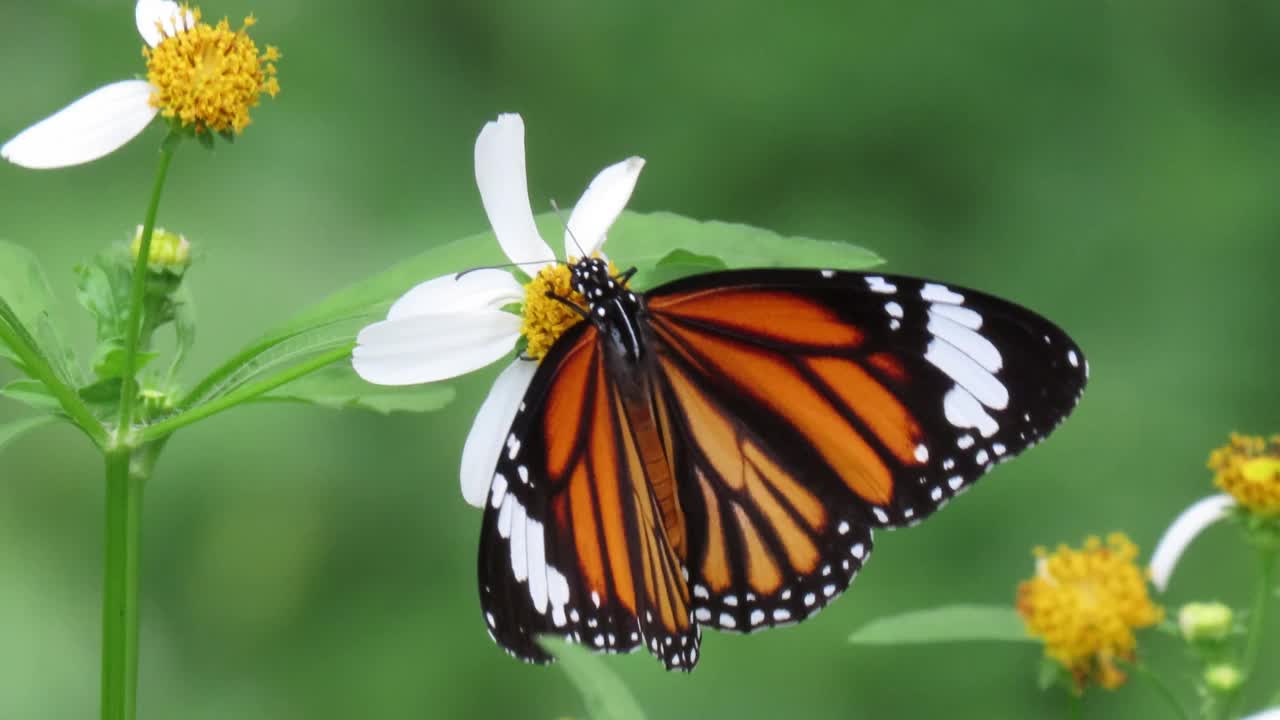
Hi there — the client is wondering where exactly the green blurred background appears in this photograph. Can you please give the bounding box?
[2,1,1278,718]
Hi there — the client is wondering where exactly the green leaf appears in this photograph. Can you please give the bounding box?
[257,364,455,414]
[641,249,729,287]
[848,605,1032,645]
[1,379,62,413]
[612,212,882,288]
[540,637,647,720]
[181,210,879,419]
[259,210,879,356]
[0,241,78,384]
[0,414,56,454]
[75,252,132,381]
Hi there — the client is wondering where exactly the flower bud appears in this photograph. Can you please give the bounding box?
[1178,602,1233,642]
[1203,663,1243,693]
[131,225,191,272]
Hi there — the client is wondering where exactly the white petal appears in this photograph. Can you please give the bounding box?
[136,0,195,48]
[2,81,158,169]
[475,114,554,272]
[388,269,524,322]
[352,311,520,385]
[1242,709,1280,720]
[1149,494,1237,592]
[564,156,645,260]
[459,358,538,508]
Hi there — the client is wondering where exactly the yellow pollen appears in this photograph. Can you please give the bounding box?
[1209,433,1280,516]
[1016,533,1163,691]
[520,260,621,360]
[143,6,280,135]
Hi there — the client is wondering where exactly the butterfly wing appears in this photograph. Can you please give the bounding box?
[643,269,1086,631]
[478,322,700,670]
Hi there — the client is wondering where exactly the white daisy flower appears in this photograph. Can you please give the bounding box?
[352,113,645,507]
[2,0,279,169]
[1148,493,1237,592]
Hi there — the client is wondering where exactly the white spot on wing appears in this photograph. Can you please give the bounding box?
[943,386,1000,437]
[509,502,528,582]
[773,608,791,622]
[695,608,711,622]
[850,543,866,559]
[490,473,508,509]
[498,495,515,539]
[750,609,766,625]
[885,301,904,318]
[1067,349,1080,367]
[921,283,964,304]
[927,311,1003,374]
[948,475,964,490]
[930,303,982,329]
[526,518,549,613]
[872,507,889,523]
[838,521,850,535]
[914,444,929,462]
[720,612,737,628]
[866,276,897,294]
[820,269,836,279]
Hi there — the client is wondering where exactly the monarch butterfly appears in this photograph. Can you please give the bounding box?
[478,257,1087,671]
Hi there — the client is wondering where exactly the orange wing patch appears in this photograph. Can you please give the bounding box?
[651,289,864,348]
[659,321,895,506]
[805,356,924,468]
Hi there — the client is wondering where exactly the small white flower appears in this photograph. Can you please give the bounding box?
[1148,494,1237,592]
[1,0,194,169]
[1243,710,1280,720]
[353,113,644,507]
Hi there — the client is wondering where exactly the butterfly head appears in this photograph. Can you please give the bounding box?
[569,256,644,361]
[570,256,638,315]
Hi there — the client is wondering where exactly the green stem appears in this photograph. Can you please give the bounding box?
[114,139,176,445]
[1226,545,1278,718]
[101,449,146,720]
[139,344,354,442]
[1128,662,1192,720]
[101,135,177,720]
[0,303,107,446]
[1069,692,1083,720]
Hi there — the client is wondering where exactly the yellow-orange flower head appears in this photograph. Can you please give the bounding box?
[1210,433,1280,516]
[1016,534,1164,690]
[143,6,280,135]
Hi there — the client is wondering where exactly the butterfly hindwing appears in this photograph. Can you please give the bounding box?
[478,322,700,670]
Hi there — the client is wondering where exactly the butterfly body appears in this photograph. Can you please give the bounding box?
[479,260,1087,671]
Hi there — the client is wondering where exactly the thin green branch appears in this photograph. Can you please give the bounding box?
[113,140,176,445]
[0,302,107,446]
[140,344,354,442]
[176,314,372,409]
[1125,662,1192,720]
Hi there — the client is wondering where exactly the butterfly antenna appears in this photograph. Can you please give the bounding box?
[551,198,588,259]
[456,259,556,279]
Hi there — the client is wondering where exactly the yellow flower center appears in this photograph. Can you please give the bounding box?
[520,259,622,360]
[1016,533,1163,691]
[143,7,280,135]
[521,263,588,360]
[1209,433,1280,516]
